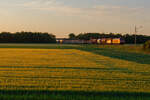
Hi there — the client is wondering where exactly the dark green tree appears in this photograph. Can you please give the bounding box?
[0,31,56,43]
[68,33,76,39]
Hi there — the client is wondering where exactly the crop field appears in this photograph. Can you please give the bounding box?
[0,44,150,99]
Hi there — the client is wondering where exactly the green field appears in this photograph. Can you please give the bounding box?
[0,43,150,100]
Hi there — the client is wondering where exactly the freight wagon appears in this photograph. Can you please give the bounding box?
[57,39,91,44]
[91,38,125,45]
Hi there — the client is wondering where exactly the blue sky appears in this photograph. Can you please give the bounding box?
[0,0,150,37]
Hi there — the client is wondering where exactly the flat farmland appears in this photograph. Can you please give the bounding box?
[0,44,150,99]
[0,48,150,92]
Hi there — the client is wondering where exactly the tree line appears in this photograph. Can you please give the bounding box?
[0,32,56,43]
[69,33,150,44]
[0,32,149,44]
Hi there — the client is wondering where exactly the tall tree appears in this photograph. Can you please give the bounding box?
[68,33,76,39]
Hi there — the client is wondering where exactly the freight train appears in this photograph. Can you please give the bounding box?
[57,38,125,44]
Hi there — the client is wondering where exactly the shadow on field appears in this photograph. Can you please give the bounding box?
[0,44,150,65]
[0,90,150,100]
[79,46,150,65]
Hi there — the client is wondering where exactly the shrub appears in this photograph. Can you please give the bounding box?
[143,40,150,50]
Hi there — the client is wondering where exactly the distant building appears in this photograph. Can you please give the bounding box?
[56,38,66,44]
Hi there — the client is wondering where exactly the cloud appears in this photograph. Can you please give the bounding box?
[21,0,144,18]
[21,0,81,15]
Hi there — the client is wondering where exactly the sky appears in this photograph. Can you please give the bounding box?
[0,0,150,37]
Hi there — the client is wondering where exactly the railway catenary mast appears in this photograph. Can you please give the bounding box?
[134,25,143,45]
[135,25,137,45]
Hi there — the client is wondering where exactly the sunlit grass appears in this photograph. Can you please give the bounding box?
[0,48,149,93]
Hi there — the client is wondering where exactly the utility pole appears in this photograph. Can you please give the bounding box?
[135,25,137,45]
[134,25,143,45]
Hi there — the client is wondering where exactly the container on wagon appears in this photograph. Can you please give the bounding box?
[97,39,101,44]
[106,38,112,44]
[101,38,107,44]
[91,39,97,44]
[112,38,125,44]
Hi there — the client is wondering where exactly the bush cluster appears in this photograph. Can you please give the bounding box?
[143,40,150,50]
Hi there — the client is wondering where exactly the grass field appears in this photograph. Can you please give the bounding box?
[0,43,150,99]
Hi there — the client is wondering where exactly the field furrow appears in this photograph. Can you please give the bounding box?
[0,48,149,93]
